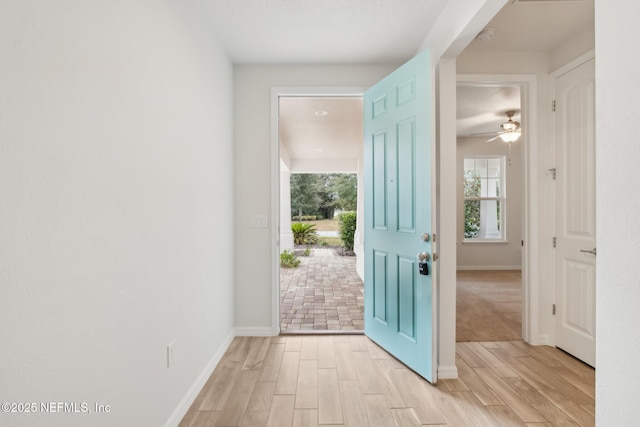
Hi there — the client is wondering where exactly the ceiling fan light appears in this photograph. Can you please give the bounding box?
[502,122,517,131]
[499,131,521,143]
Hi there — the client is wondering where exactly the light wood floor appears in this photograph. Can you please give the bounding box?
[457,270,522,342]
[180,336,594,426]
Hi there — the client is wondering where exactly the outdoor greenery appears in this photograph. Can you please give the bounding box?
[291,222,318,245]
[291,215,317,221]
[290,173,357,220]
[463,170,481,238]
[464,166,502,239]
[338,211,357,252]
[318,236,341,246]
[280,249,301,268]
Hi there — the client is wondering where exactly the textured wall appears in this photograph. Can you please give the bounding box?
[595,0,640,423]
[0,2,234,425]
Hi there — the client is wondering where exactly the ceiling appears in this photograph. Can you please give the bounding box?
[465,0,594,53]
[205,0,593,66]
[457,86,522,137]
[216,0,594,163]
[203,0,449,64]
[279,97,363,163]
[457,0,594,138]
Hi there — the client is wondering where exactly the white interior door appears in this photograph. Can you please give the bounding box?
[554,57,596,367]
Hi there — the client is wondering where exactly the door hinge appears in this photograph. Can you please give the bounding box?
[549,168,557,180]
[552,100,556,112]
[552,304,556,315]
[521,240,524,247]
[553,237,557,248]
[432,233,436,243]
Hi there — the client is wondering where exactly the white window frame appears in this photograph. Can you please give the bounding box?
[463,155,507,244]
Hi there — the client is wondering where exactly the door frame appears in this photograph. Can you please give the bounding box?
[270,86,366,335]
[456,74,538,343]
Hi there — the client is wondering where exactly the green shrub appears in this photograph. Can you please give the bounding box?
[280,250,301,268]
[291,222,318,245]
[338,211,357,252]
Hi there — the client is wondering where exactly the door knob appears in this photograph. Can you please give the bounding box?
[580,248,597,256]
[417,252,430,262]
[421,233,430,242]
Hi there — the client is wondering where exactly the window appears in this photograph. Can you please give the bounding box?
[463,156,506,241]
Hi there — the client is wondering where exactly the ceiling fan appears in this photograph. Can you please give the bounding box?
[473,111,522,143]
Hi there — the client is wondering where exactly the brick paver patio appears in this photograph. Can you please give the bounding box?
[280,248,364,332]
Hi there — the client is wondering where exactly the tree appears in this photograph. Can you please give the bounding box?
[289,173,358,219]
[331,174,357,211]
[463,170,481,238]
[316,174,338,219]
[290,174,320,217]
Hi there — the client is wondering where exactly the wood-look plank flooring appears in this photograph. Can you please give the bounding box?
[457,270,522,342]
[180,336,594,426]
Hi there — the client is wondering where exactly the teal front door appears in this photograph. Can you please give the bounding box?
[363,49,436,382]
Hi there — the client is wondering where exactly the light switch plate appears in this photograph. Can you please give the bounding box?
[250,215,268,228]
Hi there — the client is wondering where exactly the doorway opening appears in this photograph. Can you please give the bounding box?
[455,83,526,343]
[277,95,365,333]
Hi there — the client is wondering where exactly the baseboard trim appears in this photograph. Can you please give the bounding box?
[438,365,459,380]
[456,265,521,271]
[234,326,277,337]
[163,330,235,427]
[528,334,552,346]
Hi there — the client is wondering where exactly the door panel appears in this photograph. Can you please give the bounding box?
[554,57,596,367]
[364,49,435,382]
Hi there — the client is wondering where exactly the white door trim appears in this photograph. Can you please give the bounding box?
[270,86,366,336]
[456,74,539,344]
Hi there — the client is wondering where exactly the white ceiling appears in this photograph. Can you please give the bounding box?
[457,0,593,137]
[279,97,363,163]
[203,0,449,64]
[205,0,594,65]
[457,86,522,137]
[465,0,594,53]
[213,0,594,161]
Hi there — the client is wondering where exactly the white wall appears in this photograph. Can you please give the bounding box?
[550,23,595,72]
[595,1,640,423]
[233,64,399,331]
[0,2,234,426]
[456,137,522,269]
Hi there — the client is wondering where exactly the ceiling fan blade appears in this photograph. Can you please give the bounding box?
[470,131,499,136]
[485,135,502,142]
